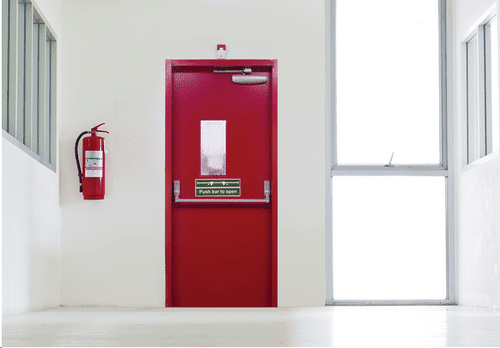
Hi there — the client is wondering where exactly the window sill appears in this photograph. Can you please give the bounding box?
[3,130,56,172]
[331,164,448,177]
[462,150,499,173]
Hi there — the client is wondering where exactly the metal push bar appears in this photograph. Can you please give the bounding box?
[173,180,270,203]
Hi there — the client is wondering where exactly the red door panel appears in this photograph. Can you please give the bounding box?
[172,207,271,307]
[166,60,277,307]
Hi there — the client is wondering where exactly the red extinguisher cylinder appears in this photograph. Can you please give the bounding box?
[82,135,106,200]
[75,123,109,200]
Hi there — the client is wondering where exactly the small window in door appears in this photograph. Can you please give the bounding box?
[200,120,226,175]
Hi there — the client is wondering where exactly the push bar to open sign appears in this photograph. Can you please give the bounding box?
[173,180,270,203]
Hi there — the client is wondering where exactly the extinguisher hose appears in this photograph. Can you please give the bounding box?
[75,131,91,192]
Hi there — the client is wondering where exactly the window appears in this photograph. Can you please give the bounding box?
[336,0,441,165]
[200,120,226,176]
[332,177,447,300]
[463,11,499,166]
[2,0,57,170]
[327,0,453,304]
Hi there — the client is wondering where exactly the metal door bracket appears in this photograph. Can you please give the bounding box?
[214,67,252,74]
[213,67,268,84]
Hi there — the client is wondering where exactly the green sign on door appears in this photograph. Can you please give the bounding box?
[195,179,241,197]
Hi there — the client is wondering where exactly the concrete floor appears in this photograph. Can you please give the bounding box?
[2,305,500,347]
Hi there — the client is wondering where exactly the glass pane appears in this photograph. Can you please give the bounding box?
[337,0,440,164]
[487,16,499,154]
[467,35,480,163]
[200,120,226,176]
[332,176,447,300]
[17,2,26,143]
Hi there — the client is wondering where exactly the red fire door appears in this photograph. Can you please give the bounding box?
[165,60,277,307]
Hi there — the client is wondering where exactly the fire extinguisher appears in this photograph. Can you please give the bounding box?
[75,123,109,200]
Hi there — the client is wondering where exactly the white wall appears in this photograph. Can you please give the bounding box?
[2,140,62,315]
[454,0,500,308]
[60,0,326,307]
[2,0,62,315]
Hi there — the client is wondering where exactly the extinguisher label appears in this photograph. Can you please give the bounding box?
[86,158,103,167]
[86,151,103,159]
[85,169,102,177]
[85,150,103,178]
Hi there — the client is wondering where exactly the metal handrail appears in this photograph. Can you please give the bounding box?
[174,180,270,203]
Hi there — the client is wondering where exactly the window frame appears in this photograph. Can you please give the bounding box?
[326,0,455,305]
[2,0,57,171]
[462,6,499,168]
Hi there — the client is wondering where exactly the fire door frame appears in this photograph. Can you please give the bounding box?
[165,59,278,307]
